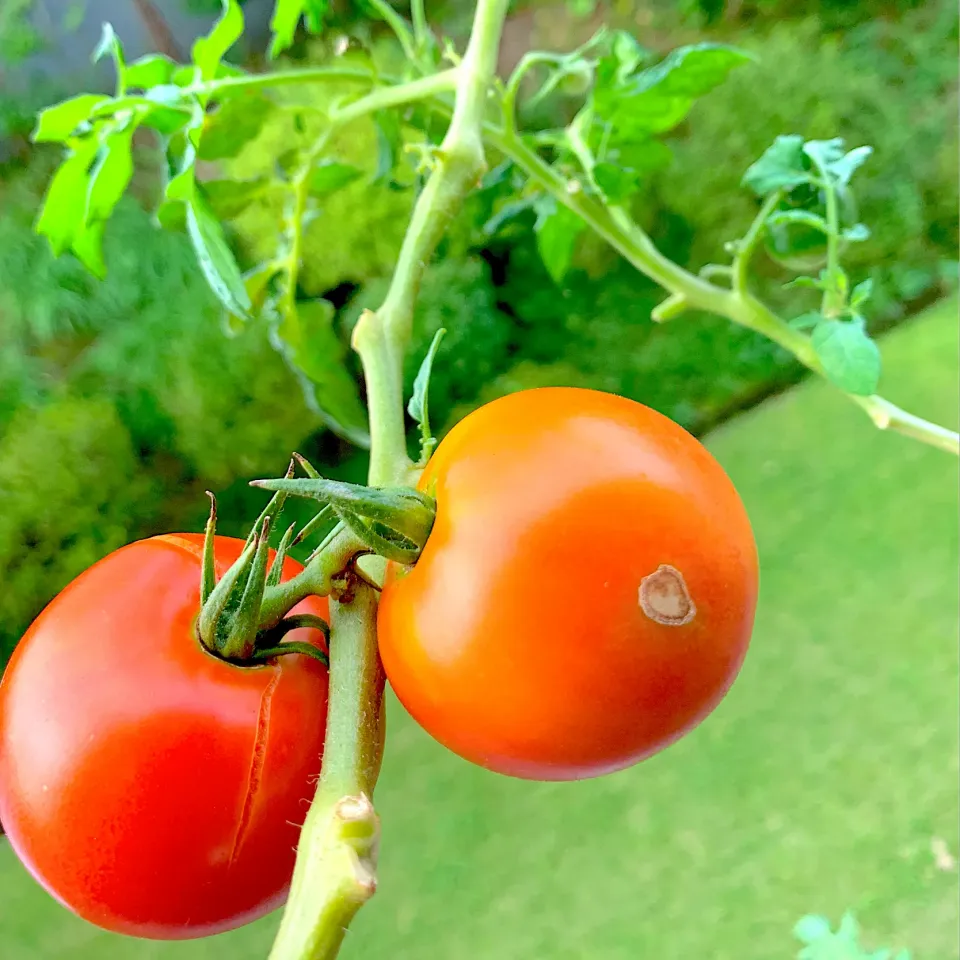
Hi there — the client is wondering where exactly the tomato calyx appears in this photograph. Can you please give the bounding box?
[196,459,336,665]
[250,466,436,566]
[244,615,331,668]
[194,453,434,667]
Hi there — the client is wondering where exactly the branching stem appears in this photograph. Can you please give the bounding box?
[268,2,512,958]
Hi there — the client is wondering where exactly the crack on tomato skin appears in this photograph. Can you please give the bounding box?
[229,667,281,868]
[639,564,696,626]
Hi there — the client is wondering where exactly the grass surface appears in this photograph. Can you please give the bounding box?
[1,300,957,959]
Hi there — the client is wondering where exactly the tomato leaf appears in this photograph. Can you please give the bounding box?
[186,189,252,320]
[92,23,125,78]
[850,278,874,309]
[793,916,833,946]
[32,95,108,143]
[634,42,751,97]
[482,196,538,236]
[164,131,199,202]
[408,328,446,461]
[243,262,281,316]
[534,195,585,284]
[594,43,751,140]
[372,110,403,186]
[124,53,177,90]
[593,141,670,202]
[155,198,186,233]
[593,163,638,203]
[192,0,245,81]
[811,318,881,396]
[303,0,331,33]
[783,276,823,291]
[205,178,273,218]
[35,137,112,277]
[157,178,274,232]
[141,106,194,137]
[272,300,370,447]
[270,0,307,58]
[742,135,809,196]
[801,137,844,169]
[829,146,873,186]
[802,139,873,189]
[610,30,648,78]
[788,311,822,331]
[70,219,107,279]
[86,126,136,224]
[36,138,100,256]
[198,91,273,161]
[843,223,871,243]
[308,161,363,197]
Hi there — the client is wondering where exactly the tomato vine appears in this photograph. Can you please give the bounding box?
[9,0,959,957]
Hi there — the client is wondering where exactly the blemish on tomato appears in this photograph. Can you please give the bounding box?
[229,667,281,867]
[639,564,696,626]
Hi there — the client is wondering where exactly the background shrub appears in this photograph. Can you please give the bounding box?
[0,0,955,662]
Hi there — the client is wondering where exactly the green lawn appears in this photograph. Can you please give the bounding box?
[1,300,957,959]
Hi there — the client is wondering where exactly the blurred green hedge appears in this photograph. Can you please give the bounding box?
[0,0,956,662]
[0,171,321,660]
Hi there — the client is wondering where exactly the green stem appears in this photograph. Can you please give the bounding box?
[269,3,511,959]
[191,67,457,130]
[822,180,841,277]
[277,71,458,334]
[853,396,960,455]
[369,0,419,64]
[353,0,510,487]
[733,190,781,295]
[482,123,958,456]
[494,127,723,311]
[189,66,378,97]
[502,52,565,131]
[268,586,384,960]
[280,133,331,319]
[411,0,430,56]
[258,527,359,630]
[329,69,458,127]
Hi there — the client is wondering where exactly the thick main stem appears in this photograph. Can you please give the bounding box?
[268,2,511,958]
[268,587,384,960]
[354,0,510,487]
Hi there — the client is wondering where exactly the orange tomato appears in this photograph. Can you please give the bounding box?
[378,388,758,780]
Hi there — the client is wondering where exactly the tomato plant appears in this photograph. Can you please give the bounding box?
[0,534,330,939]
[3,0,956,959]
[378,387,758,779]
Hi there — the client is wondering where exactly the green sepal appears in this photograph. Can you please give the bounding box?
[245,458,295,548]
[198,535,258,652]
[258,613,331,650]
[337,513,420,566]
[252,641,329,668]
[226,519,274,661]
[293,504,336,548]
[250,477,436,565]
[293,451,321,479]
[267,522,297,588]
[201,491,218,604]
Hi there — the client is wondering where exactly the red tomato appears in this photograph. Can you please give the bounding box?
[378,388,758,781]
[0,535,329,939]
